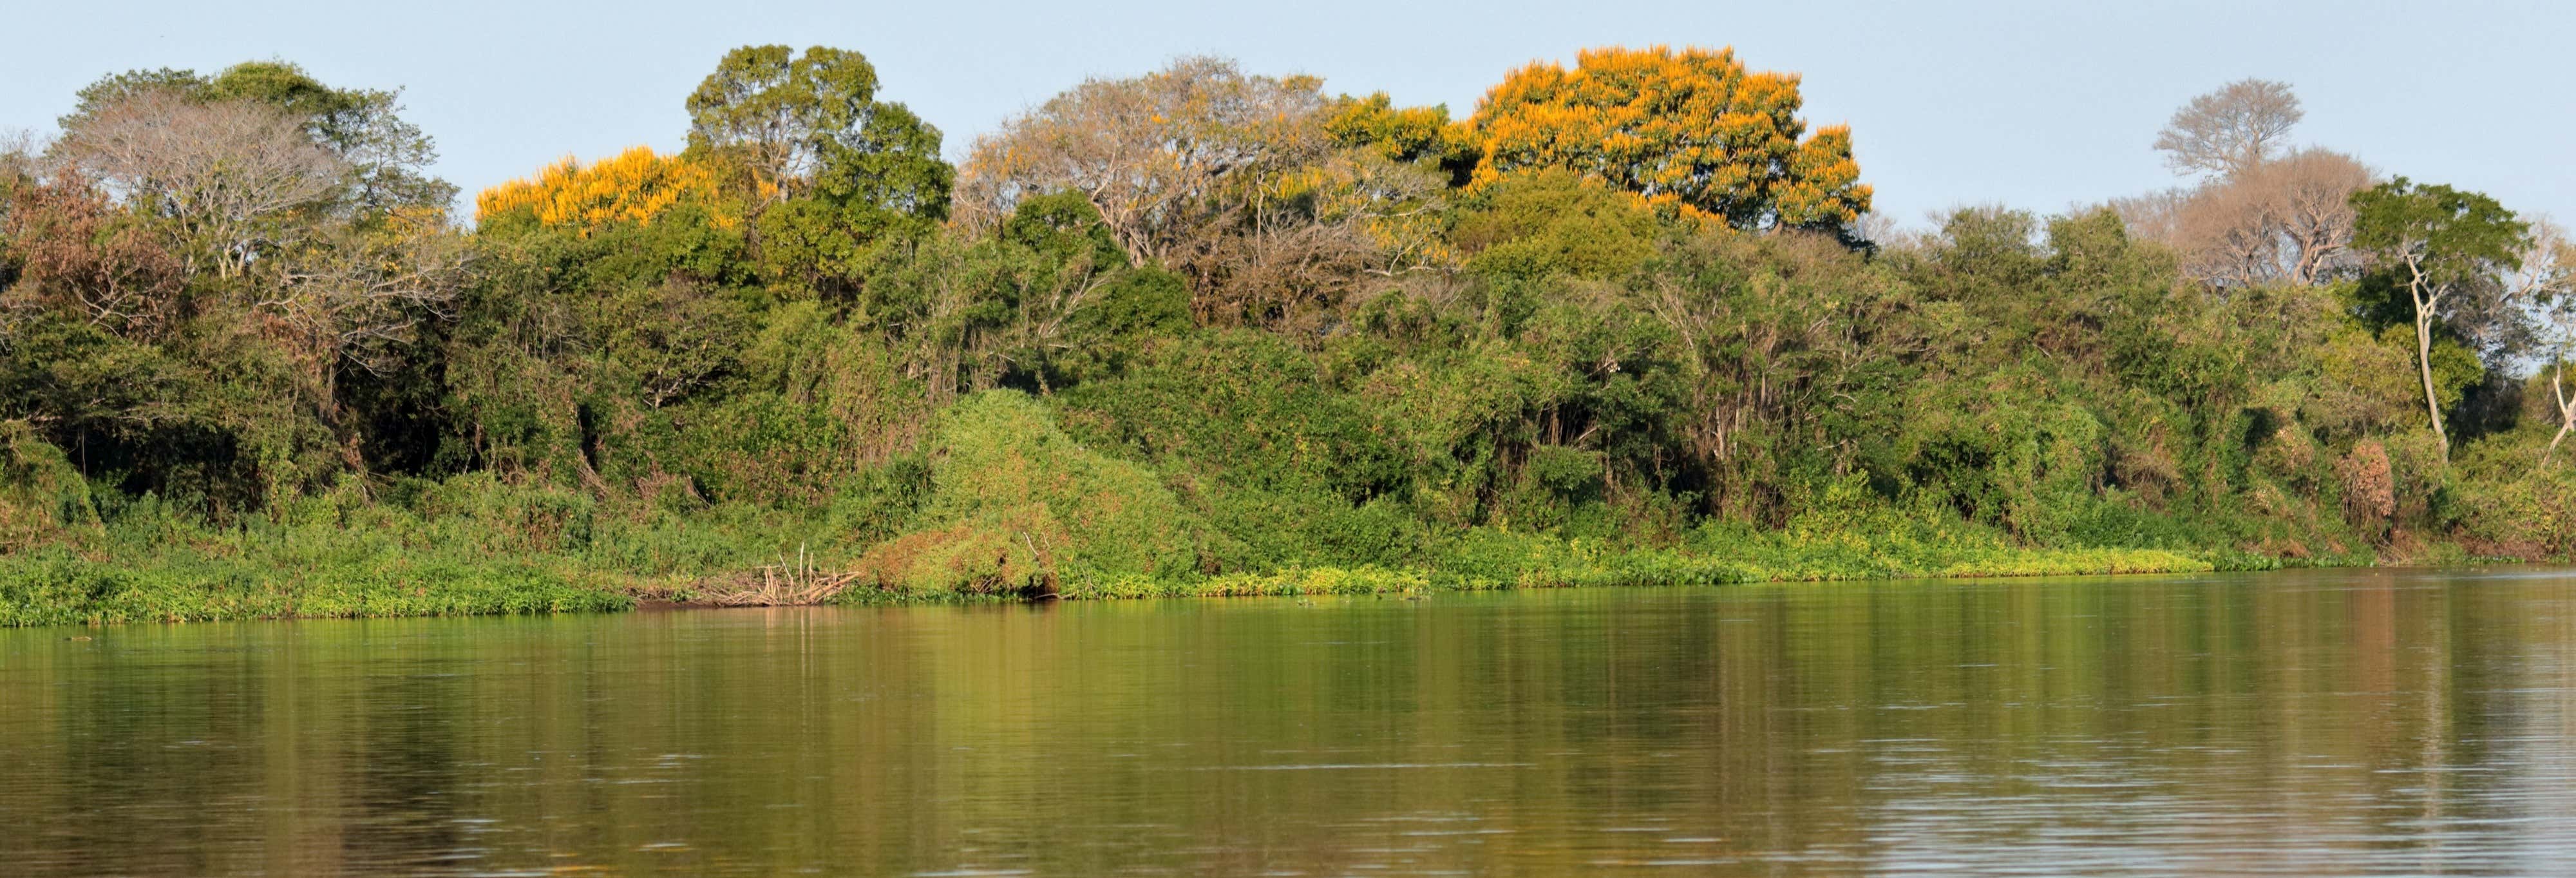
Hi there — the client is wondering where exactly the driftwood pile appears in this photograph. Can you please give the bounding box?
[699,545,869,606]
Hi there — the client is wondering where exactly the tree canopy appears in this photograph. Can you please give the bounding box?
[1468,45,1870,232]
[2155,78,2304,179]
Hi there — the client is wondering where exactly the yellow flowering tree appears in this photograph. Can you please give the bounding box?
[1469,45,1870,231]
[474,146,731,231]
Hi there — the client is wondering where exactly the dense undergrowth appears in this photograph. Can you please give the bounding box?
[0,390,2391,627]
[0,454,2273,627]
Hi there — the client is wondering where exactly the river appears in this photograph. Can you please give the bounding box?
[6,566,2576,875]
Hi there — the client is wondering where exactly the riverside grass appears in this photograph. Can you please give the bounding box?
[1,538,2224,627]
[2,514,2275,627]
[0,551,630,627]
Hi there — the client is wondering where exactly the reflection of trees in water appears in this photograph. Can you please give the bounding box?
[5,572,2576,874]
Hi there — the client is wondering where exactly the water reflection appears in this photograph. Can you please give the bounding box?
[5,567,2576,875]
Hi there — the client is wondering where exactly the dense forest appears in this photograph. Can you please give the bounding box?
[3,46,2572,625]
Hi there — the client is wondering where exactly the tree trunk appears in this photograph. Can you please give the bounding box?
[2550,367,2574,467]
[2409,268,2449,457]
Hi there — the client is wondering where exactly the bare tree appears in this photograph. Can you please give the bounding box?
[0,128,49,180]
[2143,148,2372,287]
[1179,149,1446,326]
[956,57,1331,269]
[1853,211,1922,251]
[2107,187,2186,245]
[53,90,345,280]
[2506,218,2575,303]
[2514,220,2576,464]
[2154,79,2303,179]
[2260,149,2372,284]
[955,57,1444,326]
[2168,180,2274,286]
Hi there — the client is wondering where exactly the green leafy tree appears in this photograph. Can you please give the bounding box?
[2350,178,2531,454]
[1450,167,1661,282]
[684,44,949,211]
[686,45,952,296]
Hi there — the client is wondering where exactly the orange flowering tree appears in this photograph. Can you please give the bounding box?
[474,146,730,232]
[1469,45,1870,231]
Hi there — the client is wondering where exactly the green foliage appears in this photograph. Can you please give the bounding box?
[1325,92,1479,186]
[1061,332,1404,499]
[0,549,629,628]
[2447,424,2576,559]
[2346,178,2539,449]
[2352,179,2531,296]
[853,391,1206,595]
[683,44,953,297]
[1452,168,1661,282]
[0,424,99,551]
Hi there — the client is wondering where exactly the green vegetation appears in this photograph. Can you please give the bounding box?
[3,52,2571,626]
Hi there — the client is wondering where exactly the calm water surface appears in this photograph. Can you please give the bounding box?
[8,567,2576,875]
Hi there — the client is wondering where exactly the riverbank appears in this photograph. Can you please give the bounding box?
[0,552,633,628]
[4,526,2406,627]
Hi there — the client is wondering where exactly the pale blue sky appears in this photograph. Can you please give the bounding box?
[5,1,2570,229]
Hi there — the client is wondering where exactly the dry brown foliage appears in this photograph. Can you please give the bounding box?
[1,171,188,335]
[2115,149,2372,288]
[2338,439,2396,537]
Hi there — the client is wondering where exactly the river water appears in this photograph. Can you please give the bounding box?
[7,567,2576,875]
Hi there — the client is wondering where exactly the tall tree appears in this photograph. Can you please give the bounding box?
[474,146,727,232]
[54,90,345,278]
[1467,45,1870,232]
[687,46,951,296]
[63,62,456,219]
[199,62,455,218]
[2154,79,2302,179]
[2118,148,2373,287]
[683,44,948,215]
[957,57,1331,268]
[2349,178,2531,455]
[2517,220,2576,463]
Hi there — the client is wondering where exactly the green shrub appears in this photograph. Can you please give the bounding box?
[0,423,100,551]
[853,390,1208,594]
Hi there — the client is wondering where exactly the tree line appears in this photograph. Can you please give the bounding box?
[3,46,2572,604]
